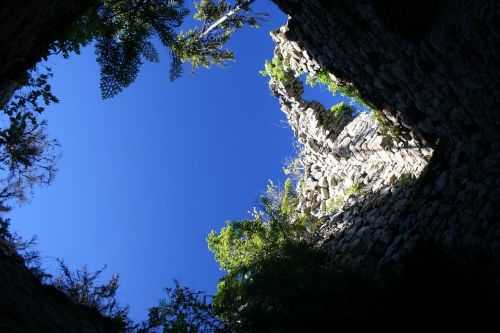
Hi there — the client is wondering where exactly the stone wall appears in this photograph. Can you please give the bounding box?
[0,239,120,333]
[270,27,431,222]
[271,0,500,288]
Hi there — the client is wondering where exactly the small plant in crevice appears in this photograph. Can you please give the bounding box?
[306,69,365,106]
[283,144,306,184]
[346,183,364,196]
[330,102,354,118]
[309,215,330,232]
[396,173,415,188]
[326,194,344,213]
[260,55,292,82]
[370,108,402,139]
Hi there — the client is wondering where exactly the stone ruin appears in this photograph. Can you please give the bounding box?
[268,23,438,275]
[270,25,432,221]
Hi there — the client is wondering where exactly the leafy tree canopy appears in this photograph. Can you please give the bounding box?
[52,0,189,99]
[50,0,265,99]
[146,179,374,332]
[144,280,223,332]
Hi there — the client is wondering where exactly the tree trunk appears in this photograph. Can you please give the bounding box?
[200,0,256,38]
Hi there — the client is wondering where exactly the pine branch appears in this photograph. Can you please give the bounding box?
[200,0,256,38]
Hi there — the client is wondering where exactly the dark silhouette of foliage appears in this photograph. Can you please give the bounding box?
[1,68,59,115]
[52,259,137,331]
[0,118,59,205]
[143,280,223,332]
[51,0,189,99]
[48,0,266,97]
[0,68,60,209]
[0,217,47,280]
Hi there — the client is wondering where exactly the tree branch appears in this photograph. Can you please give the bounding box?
[200,0,256,38]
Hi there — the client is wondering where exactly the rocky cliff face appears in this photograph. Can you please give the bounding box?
[271,0,500,288]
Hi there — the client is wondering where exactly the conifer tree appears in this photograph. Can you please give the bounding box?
[172,0,267,78]
[53,0,264,98]
[53,0,189,99]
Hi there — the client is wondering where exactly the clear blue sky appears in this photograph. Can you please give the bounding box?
[8,1,341,321]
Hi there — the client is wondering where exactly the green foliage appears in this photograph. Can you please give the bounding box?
[207,180,374,331]
[260,56,291,82]
[52,0,189,98]
[306,69,367,107]
[172,27,235,75]
[370,108,402,138]
[94,0,189,98]
[283,156,302,177]
[173,0,265,76]
[207,179,306,272]
[145,280,223,332]
[330,102,354,118]
[345,183,363,196]
[207,180,362,330]
[326,195,344,212]
[397,173,414,187]
[50,0,265,96]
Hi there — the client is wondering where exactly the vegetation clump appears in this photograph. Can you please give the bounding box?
[51,0,264,98]
[260,55,291,82]
[345,182,364,196]
[397,173,414,187]
[174,0,266,75]
[330,102,354,118]
[0,67,60,209]
[306,69,361,105]
[52,259,136,331]
[146,180,373,332]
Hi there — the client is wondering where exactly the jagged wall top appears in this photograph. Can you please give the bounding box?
[268,22,431,222]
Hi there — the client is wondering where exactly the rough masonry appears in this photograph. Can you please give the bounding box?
[270,26,432,222]
[271,0,500,289]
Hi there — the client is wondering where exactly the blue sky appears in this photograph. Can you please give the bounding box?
[8,1,342,321]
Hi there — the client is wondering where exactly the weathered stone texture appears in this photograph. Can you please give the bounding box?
[271,0,500,288]
[270,28,431,223]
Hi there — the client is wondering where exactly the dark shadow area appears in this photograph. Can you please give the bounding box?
[378,242,500,329]
[371,0,441,45]
[213,239,499,332]
[0,246,125,333]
